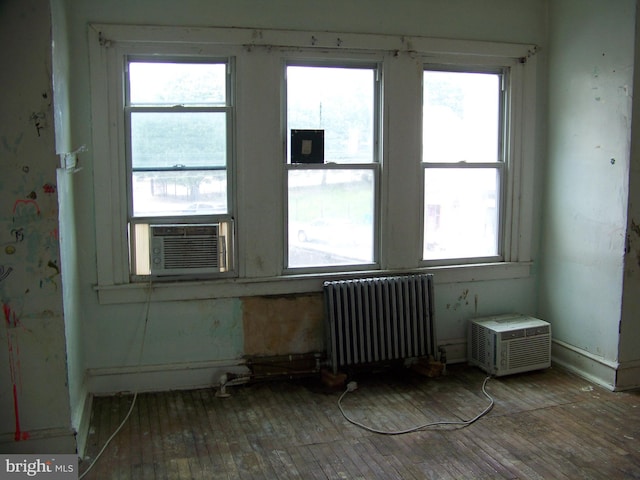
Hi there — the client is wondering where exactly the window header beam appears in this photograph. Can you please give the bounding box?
[91,24,536,61]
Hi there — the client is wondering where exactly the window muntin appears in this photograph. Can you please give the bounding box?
[285,64,379,270]
[422,68,505,262]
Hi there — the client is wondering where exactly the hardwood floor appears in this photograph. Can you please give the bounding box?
[80,365,640,479]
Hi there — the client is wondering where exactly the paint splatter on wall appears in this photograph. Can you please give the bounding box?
[0,0,73,450]
[1,169,62,441]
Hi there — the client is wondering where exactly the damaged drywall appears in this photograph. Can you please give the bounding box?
[242,293,324,356]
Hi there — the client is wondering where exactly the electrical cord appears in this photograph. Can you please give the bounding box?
[79,281,153,479]
[338,375,494,435]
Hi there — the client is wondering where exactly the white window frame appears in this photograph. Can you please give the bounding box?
[283,59,382,273]
[125,56,236,280]
[89,24,537,304]
[421,63,510,266]
[89,26,240,288]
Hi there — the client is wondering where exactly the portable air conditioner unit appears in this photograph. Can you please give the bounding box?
[468,314,551,376]
[150,224,226,276]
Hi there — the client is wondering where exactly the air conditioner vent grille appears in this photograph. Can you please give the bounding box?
[162,236,219,269]
[149,223,229,276]
[470,324,487,364]
[507,335,551,369]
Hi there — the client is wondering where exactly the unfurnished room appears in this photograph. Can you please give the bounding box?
[1,0,640,478]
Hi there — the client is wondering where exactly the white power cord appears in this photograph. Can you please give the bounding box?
[338,376,494,435]
[79,282,153,479]
[78,392,138,479]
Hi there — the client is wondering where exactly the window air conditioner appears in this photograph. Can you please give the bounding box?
[468,314,551,376]
[150,224,227,276]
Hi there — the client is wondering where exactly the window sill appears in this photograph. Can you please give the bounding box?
[94,261,532,305]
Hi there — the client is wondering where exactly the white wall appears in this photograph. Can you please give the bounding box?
[541,0,636,389]
[619,3,640,388]
[0,0,74,453]
[50,0,91,453]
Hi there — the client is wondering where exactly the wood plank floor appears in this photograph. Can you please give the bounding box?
[80,365,640,479]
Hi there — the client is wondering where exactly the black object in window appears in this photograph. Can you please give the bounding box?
[291,129,324,164]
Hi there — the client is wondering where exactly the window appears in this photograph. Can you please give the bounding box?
[422,68,505,263]
[125,59,235,277]
[285,64,379,270]
[89,24,536,302]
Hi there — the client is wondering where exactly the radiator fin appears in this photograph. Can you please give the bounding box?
[324,274,436,374]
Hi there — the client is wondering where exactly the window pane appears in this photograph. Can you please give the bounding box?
[423,168,499,260]
[288,169,374,267]
[131,112,226,168]
[132,170,227,217]
[287,66,375,163]
[129,62,226,105]
[423,71,500,163]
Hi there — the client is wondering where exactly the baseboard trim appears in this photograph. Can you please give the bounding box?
[0,427,76,454]
[551,339,619,391]
[86,358,249,395]
[614,358,640,391]
[74,387,93,458]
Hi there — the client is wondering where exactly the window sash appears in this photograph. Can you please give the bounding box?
[284,163,379,272]
[421,66,508,265]
[284,61,381,271]
[285,62,381,165]
[422,67,506,165]
[422,164,504,263]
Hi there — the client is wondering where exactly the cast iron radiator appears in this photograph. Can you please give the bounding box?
[323,274,436,374]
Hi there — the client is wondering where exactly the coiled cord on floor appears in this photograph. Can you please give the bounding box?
[338,375,494,435]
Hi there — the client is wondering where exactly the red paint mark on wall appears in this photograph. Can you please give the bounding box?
[43,183,56,194]
[3,303,19,328]
[3,303,26,441]
[13,385,22,441]
[12,199,40,216]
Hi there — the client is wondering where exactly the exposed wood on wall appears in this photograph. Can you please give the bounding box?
[242,293,324,356]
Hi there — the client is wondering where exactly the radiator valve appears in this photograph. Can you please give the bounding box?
[215,373,231,398]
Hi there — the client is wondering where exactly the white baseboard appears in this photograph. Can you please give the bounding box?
[86,358,249,395]
[614,358,640,391]
[551,339,619,391]
[0,427,76,454]
[74,388,93,458]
